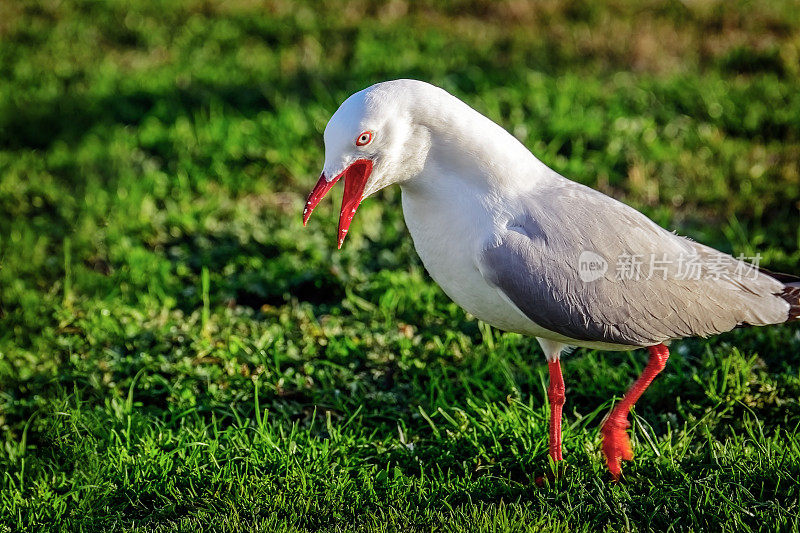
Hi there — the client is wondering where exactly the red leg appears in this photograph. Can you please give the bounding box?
[601,343,669,480]
[547,360,566,462]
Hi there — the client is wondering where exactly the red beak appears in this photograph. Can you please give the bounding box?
[302,159,373,249]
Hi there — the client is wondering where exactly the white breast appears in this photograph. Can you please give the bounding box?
[399,179,551,337]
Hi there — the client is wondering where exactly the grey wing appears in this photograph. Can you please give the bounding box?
[478,181,790,346]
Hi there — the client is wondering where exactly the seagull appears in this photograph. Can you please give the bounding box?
[302,79,800,480]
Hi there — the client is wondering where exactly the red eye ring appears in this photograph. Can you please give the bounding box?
[356,131,373,146]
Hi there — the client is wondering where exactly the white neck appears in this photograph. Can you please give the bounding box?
[399,84,554,197]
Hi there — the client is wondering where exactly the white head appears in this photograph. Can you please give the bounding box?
[302,79,536,248]
[302,80,434,248]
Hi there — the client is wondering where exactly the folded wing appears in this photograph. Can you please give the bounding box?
[478,181,790,346]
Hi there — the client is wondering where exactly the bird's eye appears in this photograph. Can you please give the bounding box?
[356,131,373,146]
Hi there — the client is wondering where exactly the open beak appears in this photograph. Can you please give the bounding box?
[302,159,373,249]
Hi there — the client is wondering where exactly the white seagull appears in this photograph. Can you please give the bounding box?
[302,79,800,480]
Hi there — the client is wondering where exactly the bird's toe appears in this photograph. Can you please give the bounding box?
[600,421,633,480]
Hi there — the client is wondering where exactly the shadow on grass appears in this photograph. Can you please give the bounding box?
[162,230,347,311]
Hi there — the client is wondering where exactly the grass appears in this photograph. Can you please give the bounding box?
[1,0,800,530]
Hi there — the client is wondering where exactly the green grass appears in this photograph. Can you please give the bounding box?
[2,0,800,530]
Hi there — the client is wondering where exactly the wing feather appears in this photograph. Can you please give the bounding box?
[478,181,789,346]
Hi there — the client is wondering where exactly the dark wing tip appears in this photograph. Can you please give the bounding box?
[782,285,800,321]
[753,266,800,322]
